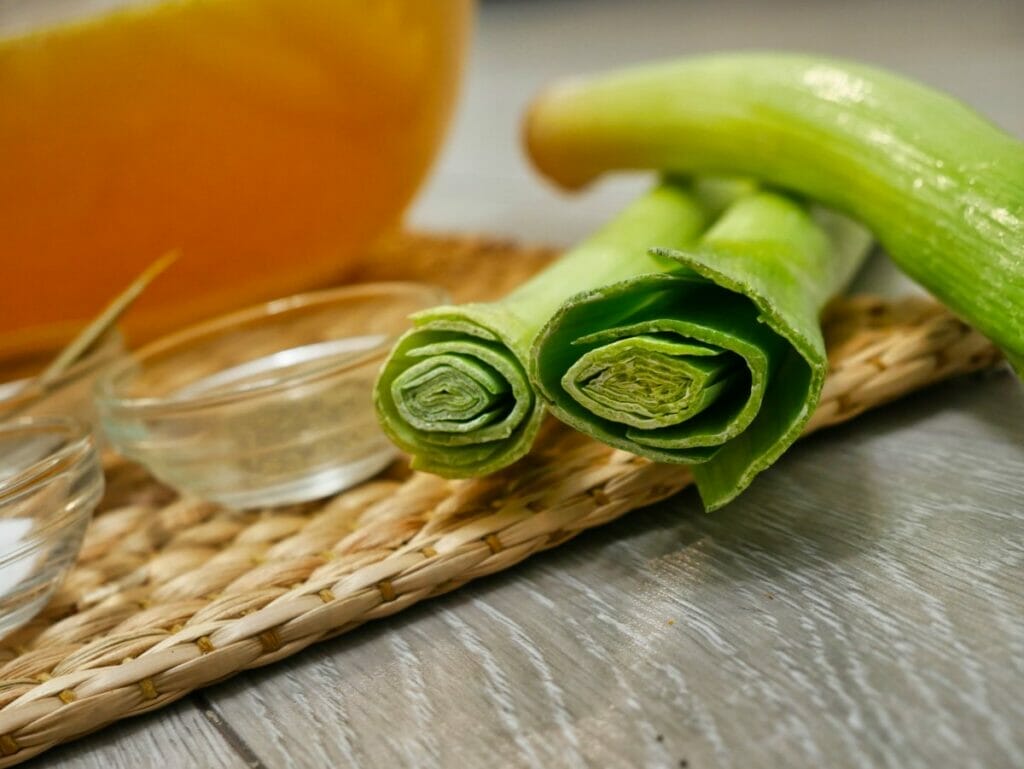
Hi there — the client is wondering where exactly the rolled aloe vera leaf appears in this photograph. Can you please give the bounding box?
[373,181,716,477]
[531,191,872,510]
[524,53,1024,376]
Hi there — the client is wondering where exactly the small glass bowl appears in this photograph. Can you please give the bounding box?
[96,282,447,509]
[0,417,103,640]
[0,331,124,433]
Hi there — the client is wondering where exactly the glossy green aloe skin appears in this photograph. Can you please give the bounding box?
[531,191,871,510]
[373,182,714,477]
[525,53,1024,376]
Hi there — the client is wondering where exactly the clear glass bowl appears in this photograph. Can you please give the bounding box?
[0,331,124,435]
[97,282,447,509]
[0,417,103,640]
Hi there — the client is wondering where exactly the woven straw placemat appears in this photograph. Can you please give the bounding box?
[0,233,1003,766]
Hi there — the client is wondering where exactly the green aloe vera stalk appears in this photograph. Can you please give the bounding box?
[373,181,717,477]
[531,191,872,510]
[525,53,1024,376]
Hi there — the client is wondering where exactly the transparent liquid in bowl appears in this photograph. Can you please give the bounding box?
[143,335,398,509]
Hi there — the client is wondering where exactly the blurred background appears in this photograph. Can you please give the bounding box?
[1,0,1021,359]
[413,0,1024,243]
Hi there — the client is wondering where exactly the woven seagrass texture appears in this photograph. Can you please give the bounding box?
[0,234,1003,766]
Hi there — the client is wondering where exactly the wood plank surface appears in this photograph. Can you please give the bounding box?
[29,699,249,769]
[201,372,1024,769]
[17,0,1024,766]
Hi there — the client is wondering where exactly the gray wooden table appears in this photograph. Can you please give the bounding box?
[32,0,1024,766]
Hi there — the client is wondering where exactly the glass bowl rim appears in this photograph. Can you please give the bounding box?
[96,281,448,416]
[0,330,123,413]
[0,415,94,503]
